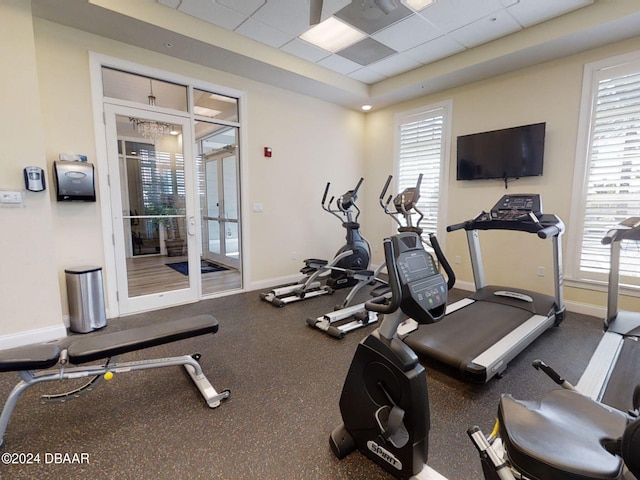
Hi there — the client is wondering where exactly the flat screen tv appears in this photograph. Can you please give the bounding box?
[456,122,545,182]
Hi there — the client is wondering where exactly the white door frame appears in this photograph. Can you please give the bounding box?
[104,104,200,314]
[89,52,249,318]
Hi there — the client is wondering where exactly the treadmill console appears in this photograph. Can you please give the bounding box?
[490,194,542,220]
[391,233,447,324]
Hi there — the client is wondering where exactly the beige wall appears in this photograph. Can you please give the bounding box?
[2,2,639,347]
[362,35,640,314]
[31,18,366,318]
[0,1,66,346]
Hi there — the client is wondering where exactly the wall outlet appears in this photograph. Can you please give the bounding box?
[455,255,461,265]
[291,251,297,260]
[537,266,545,277]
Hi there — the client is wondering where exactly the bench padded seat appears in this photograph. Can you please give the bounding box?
[499,389,627,480]
[68,315,218,364]
[0,345,61,372]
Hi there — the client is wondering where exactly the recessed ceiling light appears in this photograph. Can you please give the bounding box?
[361,105,372,111]
[402,0,436,11]
[300,17,366,53]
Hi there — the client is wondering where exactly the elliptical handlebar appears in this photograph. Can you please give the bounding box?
[322,178,364,224]
[379,174,425,229]
[352,177,364,196]
[365,237,401,315]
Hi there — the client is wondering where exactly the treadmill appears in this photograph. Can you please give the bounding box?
[402,194,566,383]
[576,217,640,412]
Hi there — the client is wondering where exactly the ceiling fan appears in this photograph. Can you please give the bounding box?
[310,0,400,25]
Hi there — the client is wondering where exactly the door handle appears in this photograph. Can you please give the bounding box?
[188,216,196,236]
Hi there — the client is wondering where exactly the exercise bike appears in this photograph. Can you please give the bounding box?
[330,230,449,479]
[260,178,373,307]
[468,358,640,480]
[307,174,454,339]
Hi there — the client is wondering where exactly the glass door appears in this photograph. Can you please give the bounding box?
[105,104,199,314]
[201,128,240,268]
[197,124,242,295]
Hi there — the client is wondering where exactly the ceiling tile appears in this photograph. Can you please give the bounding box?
[317,54,362,75]
[250,0,313,37]
[371,13,442,51]
[507,0,594,28]
[337,38,396,66]
[367,53,422,76]
[448,10,522,48]
[348,67,388,83]
[280,38,332,62]
[235,18,294,48]
[175,0,247,30]
[417,0,504,32]
[403,35,466,64]
[335,0,413,34]
[215,0,266,17]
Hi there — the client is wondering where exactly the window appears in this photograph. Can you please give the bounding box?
[395,100,451,239]
[570,52,640,285]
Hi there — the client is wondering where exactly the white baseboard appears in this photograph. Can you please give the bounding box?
[563,300,605,318]
[248,274,305,292]
[0,324,67,351]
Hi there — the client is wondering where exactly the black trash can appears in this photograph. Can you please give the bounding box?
[65,266,107,333]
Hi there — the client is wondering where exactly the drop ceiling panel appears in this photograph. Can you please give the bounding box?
[280,38,332,62]
[337,38,396,66]
[367,52,422,77]
[348,67,388,83]
[334,1,413,34]
[235,17,294,48]
[371,13,442,51]
[417,0,504,32]
[215,0,266,17]
[318,54,362,75]
[250,0,314,36]
[403,35,466,64]
[167,0,246,30]
[448,10,522,48]
[154,0,604,90]
[507,0,594,28]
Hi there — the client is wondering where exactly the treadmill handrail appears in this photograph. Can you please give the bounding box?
[448,213,565,236]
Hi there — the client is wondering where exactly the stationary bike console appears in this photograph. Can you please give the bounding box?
[391,233,447,323]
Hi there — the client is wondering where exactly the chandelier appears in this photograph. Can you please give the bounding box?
[130,79,171,140]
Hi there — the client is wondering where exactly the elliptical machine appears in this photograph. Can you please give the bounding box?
[330,230,449,479]
[307,174,454,338]
[260,178,372,307]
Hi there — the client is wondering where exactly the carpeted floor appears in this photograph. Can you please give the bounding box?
[0,287,605,479]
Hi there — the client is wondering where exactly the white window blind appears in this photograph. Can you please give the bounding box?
[579,62,640,279]
[397,104,449,236]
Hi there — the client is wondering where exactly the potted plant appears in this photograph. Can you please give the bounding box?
[147,203,185,257]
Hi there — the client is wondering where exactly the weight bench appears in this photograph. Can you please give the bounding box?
[0,314,230,447]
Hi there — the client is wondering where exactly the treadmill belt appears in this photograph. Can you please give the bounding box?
[403,301,534,372]
[601,337,640,412]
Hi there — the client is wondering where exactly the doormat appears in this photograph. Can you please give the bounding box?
[166,260,228,276]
